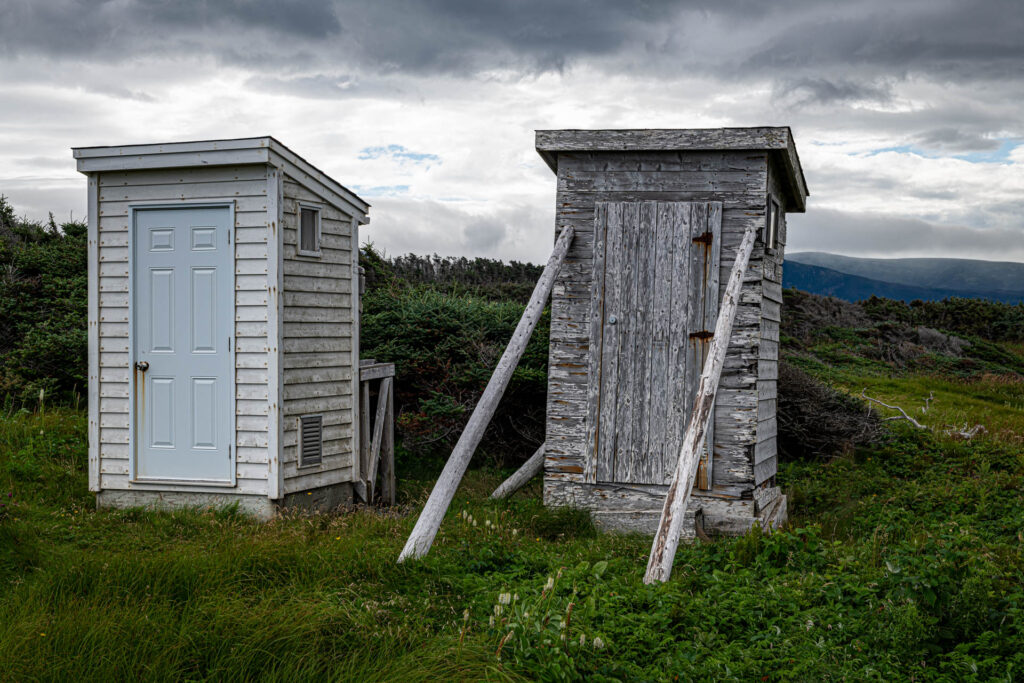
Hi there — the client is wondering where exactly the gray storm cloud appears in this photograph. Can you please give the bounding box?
[2,0,1021,80]
[0,0,1021,262]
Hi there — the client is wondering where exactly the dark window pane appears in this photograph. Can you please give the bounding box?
[300,207,318,253]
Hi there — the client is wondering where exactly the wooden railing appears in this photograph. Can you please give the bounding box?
[356,359,395,505]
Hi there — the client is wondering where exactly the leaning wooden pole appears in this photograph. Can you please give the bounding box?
[490,443,545,500]
[398,228,575,562]
[644,223,759,584]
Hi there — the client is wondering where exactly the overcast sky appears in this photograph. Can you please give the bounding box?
[1,0,1022,263]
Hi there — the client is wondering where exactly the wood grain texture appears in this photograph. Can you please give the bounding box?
[585,202,721,487]
[645,220,759,584]
[491,444,546,499]
[536,128,808,211]
[544,148,772,509]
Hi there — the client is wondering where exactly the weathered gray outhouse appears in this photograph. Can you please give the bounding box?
[536,128,808,536]
[74,137,391,518]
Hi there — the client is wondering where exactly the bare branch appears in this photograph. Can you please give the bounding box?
[943,423,988,440]
[860,389,929,430]
[861,390,987,441]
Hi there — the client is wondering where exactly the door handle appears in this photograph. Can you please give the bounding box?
[135,361,150,372]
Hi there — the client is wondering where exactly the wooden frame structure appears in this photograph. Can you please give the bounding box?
[75,137,372,518]
[357,359,396,505]
[536,128,809,538]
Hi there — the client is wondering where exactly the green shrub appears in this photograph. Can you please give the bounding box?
[0,196,87,405]
[361,283,548,472]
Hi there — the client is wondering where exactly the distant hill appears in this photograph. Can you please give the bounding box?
[782,262,1015,303]
[789,252,1024,295]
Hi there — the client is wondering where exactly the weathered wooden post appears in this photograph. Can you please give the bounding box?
[398,227,575,562]
[490,443,545,500]
[644,223,759,584]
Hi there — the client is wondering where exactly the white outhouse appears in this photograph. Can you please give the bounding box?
[74,137,373,517]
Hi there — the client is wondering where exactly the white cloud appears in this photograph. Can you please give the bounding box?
[0,1,1022,263]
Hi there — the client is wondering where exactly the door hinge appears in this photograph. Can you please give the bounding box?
[229,445,232,460]
[227,336,231,351]
[228,230,232,245]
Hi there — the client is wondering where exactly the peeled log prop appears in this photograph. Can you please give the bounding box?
[398,227,575,562]
[644,222,759,585]
[491,444,545,500]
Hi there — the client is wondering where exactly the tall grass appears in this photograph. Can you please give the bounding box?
[2,341,1024,679]
[2,397,1024,680]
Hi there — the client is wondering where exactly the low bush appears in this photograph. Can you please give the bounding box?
[360,283,548,473]
[777,361,883,462]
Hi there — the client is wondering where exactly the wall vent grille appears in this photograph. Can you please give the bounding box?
[299,415,323,467]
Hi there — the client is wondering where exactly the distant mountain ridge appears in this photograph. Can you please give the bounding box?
[784,253,1024,304]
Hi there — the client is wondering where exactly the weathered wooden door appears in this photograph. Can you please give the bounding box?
[585,201,721,486]
[133,206,234,484]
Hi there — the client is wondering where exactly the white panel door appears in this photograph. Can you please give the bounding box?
[133,206,234,483]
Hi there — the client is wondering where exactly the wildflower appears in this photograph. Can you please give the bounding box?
[472,519,478,527]
[498,592,511,605]
[463,609,470,622]
[805,619,814,630]
[544,576,554,590]
[513,593,519,602]
[489,616,495,628]
[579,634,586,647]
[494,604,503,616]
[593,636,605,649]
[335,536,340,540]
[512,529,518,536]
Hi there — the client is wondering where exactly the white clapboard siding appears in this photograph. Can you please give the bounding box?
[95,164,271,495]
[279,177,357,494]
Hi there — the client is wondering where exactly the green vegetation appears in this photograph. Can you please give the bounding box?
[2,313,1023,679]
[0,196,88,405]
[361,281,547,473]
[1,392,1023,680]
[1,196,1022,679]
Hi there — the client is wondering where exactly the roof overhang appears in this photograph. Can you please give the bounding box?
[72,136,370,218]
[536,127,808,213]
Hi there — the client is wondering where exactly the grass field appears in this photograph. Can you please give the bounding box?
[2,362,1023,680]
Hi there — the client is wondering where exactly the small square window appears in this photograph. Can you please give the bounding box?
[765,197,781,252]
[299,206,321,256]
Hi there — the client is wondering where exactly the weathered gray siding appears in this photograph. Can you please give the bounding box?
[754,157,789,487]
[279,175,356,494]
[544,150,768,508]
[94,165,272,495]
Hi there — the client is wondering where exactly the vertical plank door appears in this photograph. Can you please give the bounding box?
[585,201,721,486]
